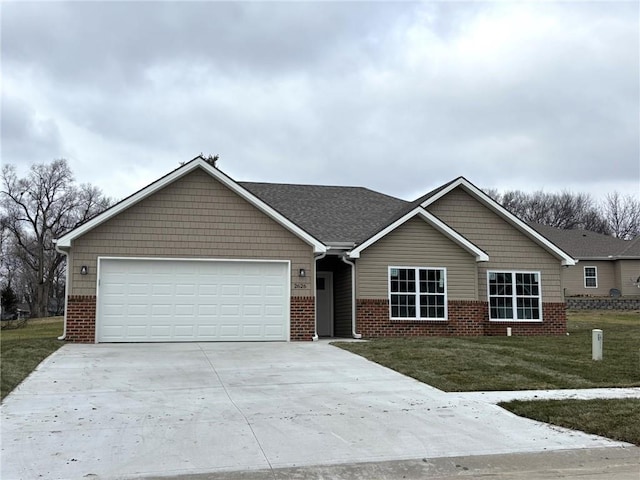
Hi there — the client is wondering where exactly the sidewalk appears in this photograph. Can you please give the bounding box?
[147,447,640,480]
[452,387,640,404]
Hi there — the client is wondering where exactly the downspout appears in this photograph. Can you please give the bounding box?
[312,251,327,341]
[54,241,68,341]
[341,254,362,339]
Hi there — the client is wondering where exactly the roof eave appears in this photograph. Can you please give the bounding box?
[55,157,327,254]
[421,177,576,266]
[348,207,489,262]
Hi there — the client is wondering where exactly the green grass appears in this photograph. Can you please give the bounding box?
[500,398,640,446]
[1,318,64,400]
[334,311,640,392]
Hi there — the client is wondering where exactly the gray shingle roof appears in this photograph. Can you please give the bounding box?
[619,236,640,258]
[530,223,634,259]
[240,182,408,244]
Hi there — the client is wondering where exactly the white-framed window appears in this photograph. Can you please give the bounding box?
[487,271,542,321]
[584,266,598,288]
[389,267,447,320]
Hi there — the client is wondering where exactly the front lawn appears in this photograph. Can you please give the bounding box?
[1,318,65,400]
[334,311,639,392]
[500,398,640,446]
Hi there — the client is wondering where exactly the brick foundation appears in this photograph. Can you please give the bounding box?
[290,296,315,341]
[483,302,567,336]
[356,299,566,337]
[66,295,97,343]
[65,295,316,343]
[64,295,565,343]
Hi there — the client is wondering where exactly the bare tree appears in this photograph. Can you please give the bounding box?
[0,160,111,318]
[602,192,640,239]
[488,189,610,234]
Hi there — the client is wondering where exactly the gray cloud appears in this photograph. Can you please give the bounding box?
[2,1,638,202]
[1,94,65,167]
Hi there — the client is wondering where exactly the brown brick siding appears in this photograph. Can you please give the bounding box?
[66,295,97,343]
[356,299,566,337]
[290,296,315,341]
[483,302,567,336]
[64,295,316,343]
[64,295,563,343]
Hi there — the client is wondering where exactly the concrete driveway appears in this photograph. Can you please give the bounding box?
[0,342,631,479]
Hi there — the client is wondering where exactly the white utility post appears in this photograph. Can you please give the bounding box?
[592,329,603,361]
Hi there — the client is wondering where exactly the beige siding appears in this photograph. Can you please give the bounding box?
[562,261,617,297]
[69,168,314,297]
[619,260,640,296]
[356,217,477,299]
[428,188,563,302]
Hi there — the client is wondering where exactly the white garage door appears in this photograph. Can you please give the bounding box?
[97,258,289,342]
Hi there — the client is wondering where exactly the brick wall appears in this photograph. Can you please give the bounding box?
[484,303,566,336]
[290,296,315,341]
[66,295,97,343]
[356,299,566,337]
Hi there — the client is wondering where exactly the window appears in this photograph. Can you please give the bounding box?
[488,271,541,321]
[584,266,597,288]
[389,267,447,320]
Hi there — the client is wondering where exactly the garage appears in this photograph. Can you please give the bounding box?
[97,258,290,342]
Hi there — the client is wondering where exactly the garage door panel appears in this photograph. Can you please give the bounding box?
[125,325,148,337]
[127,284,149,295]
[221,285,241,296]
[151,304,173,316]
[242,304,262,316]
[149,325,171,337]
[173,325,195,337]
[98,259,288,342]
[197,304,218,316]
[127,304,148,316]
[175,284,197,296]
[264,304,285,315]
[265,285,285,296]
[243,285,262,296]
[219,324,240,337]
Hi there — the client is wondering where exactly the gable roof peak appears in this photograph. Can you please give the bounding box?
[417,177,576,266]
[55,157,326,253]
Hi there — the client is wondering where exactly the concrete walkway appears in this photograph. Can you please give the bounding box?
[1,342,637,479]
[454,387,640,404]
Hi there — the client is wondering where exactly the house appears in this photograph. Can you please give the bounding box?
[532,224,640,298]
[54,157,575,343]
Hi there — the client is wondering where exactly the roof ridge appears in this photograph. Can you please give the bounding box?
[239,181,408,206]
[241,180,374,189]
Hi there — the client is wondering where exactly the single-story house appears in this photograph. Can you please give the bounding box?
[531,224,640,298]
[55,156,576,343]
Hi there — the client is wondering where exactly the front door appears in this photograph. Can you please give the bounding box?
[316,271,333,337]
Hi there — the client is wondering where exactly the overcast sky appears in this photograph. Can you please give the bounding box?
[2,1,639,203]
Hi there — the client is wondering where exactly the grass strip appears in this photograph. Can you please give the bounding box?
[500,398,640,446]
[1,319,64,400]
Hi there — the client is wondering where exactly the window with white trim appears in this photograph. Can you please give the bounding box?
[584,266,597,288]
[389,267,447,320]
[488,271,541,321]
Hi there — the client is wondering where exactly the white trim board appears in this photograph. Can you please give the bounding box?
[421,177,576,266]
[348,207,489,261]
[55,157,326,254]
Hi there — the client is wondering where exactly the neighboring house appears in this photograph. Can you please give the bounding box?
[532,224,640,298]
[54,157,575,343]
